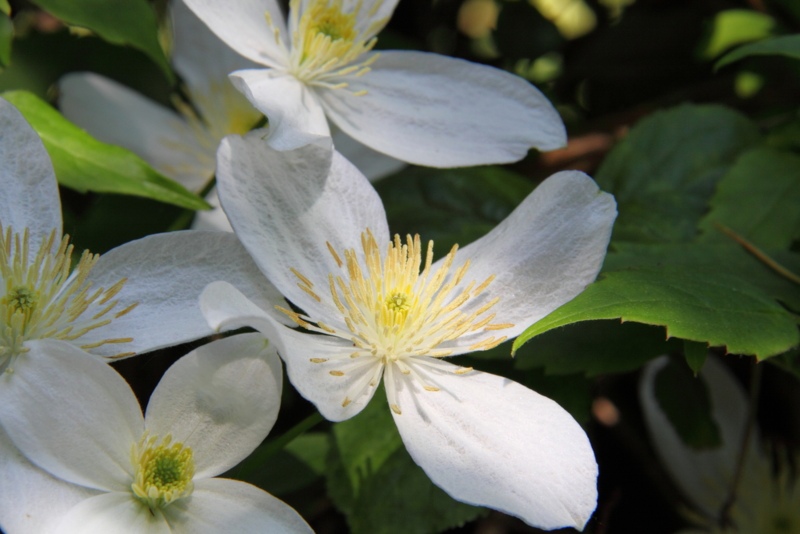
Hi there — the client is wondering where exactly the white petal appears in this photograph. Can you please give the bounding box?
[392,361,598,530]
[0,340,142,493]
[200,281,377,422]
[442,170,616,352]
[145,333,283,479]
[78,230,289,358]
[331,128,405,182]
[215,132,389,321]
[54,492,171,534]
[191,188,233,232]
[182,0,289,68]
[639,356,763,520]
[58,72,215,192]
[170,0,262,136]
[0,96,61,246]
[230,69,329,150]
[318,50,567,167]
[0,428,99,534]
[168,478,313,533]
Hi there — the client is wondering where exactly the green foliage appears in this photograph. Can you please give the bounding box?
[595,104,760,243]
[326,393,484,534]
[653,357,722,450]
[2,90,208,211]
[30,0,172,81]
[0,5,11,68]
[716,33,800,70]
[699,9,775,60]
[683,340,708,376]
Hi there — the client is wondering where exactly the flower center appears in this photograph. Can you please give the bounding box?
[278,229,513,413]
[0,225,137,373]
[279,0,388,89]
[131,433,195,511]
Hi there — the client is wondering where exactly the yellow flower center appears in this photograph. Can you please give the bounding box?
[131,433,195,511]
[279,230,513,413]
[0,225,137,373]
[271,0,389,90]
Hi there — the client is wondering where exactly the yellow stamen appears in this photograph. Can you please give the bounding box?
[131,433,194,511]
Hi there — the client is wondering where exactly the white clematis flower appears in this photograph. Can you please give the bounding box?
[60,0,403,232]
[641,356,800,534]
[182,0,567,167]
[0,96,286,531]
[0,333,314,533]
[199,133,617,530]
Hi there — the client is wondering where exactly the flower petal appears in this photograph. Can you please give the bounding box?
[318,50,567,167]
[78,230,289,358]
[54,492,171,534]
[0,96,61,246]
[167,478,312,533]
[58,72,215,192]
[0,339,142,493]
[229,69,329,150]
[200,281,377,422]
[145,333,283,479]
[441,170,616,352]
[215,131,389,321]
[170,0,262,136]
[182,0,289,68]
[0,428,99,534]
[391,360,598,530]
[191,188,232,232]
[639,356,763,520]
[331,127,405,182]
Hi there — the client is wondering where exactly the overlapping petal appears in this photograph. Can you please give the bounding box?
[182,0,289,68]
[145,333,283,478]
[79,230,290,358]
[392,360,598,530]
[215,132,389,322]
[0,340,142,493]
[0,97,61,247]
[319,50,567,167]
[54,492,172,534]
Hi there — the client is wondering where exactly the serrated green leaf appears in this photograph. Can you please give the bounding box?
[31,0,172,81]
[699,147,800,249]
[716,33,800,70]
[596,104,760,243]
[375,165,534,255]
[0,11,11,67]
[700,9,775,60]
[513,243,800,359]
[654,357,722,450]
[683,340,708,375]
[2,90,208,210]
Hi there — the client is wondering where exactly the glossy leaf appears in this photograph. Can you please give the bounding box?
[2,90,208,210]
[716,33,800,69]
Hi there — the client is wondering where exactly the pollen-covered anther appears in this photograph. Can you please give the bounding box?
[0,225,136,362]
[131,433,195,511]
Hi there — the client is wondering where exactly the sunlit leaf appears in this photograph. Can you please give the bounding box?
[700,9,774,60]
[596,104,760,243]
[716,33,800,70]
[2,90,208,210]
[30,0,172,81]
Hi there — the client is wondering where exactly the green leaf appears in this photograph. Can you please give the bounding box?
[513,320,679,376]
[595,104,760,243]
[654,357,722,450]
[326,393,483,533]
[30,0,172,81]
[247,432,330,497]
[375,165,534,255]
[2,90,208,211]
[699,9,774,60]
[0,11,11,67]
[716,34,800,70]
[699,147,800,249]
[513,243,800,359]
[683,340,708,376]
[0,1,9,14]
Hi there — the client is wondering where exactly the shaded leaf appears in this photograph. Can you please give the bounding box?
[0,11,11,67]
[31,0,172,81]
[2,90,208,210]
[596,104,760,242]
[716,33,800,70]
[683,340,708,376]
